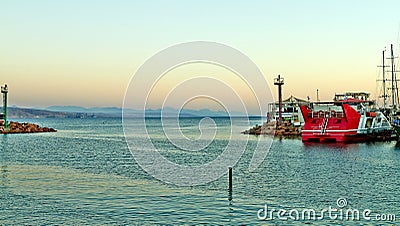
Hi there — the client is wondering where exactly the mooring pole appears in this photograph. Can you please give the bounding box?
[274,75,284,125]
[228,167,232,190]
[1,84,8,130]
[228,167,232,202]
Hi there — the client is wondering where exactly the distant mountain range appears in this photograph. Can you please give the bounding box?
[8,107,94,119]
[6,106,250,119]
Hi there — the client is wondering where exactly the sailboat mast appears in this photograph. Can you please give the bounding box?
[383,50,387,109]
[391,44,395,109]
[395,63,399,107]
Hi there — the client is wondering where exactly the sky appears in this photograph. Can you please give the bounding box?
[1,0,400,112]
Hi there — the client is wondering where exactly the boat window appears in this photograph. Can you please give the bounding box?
[366,118,373,128]
[338,112,345,118]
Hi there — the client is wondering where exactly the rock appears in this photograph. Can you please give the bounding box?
[1,121,56,134]
[243,120,302,138]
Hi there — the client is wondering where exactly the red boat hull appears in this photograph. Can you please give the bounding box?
[301,133,373,143]
[299,104,394,142]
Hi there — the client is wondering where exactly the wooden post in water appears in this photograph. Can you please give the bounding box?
[228,167,232,201]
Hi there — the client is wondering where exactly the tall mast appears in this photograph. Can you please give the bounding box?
[396,63,399,107]
[378,49,389,109]
[391,44,396,109]
[383,50,387,109]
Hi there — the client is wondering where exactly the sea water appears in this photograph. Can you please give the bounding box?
[1,117,399,225]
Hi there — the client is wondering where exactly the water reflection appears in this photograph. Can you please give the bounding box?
[302,142,360,151]
[0,135,9,187]
[0,164,8,187]
[394,140,400,148]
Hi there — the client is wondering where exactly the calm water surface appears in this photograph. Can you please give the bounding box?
[1,118,399,225]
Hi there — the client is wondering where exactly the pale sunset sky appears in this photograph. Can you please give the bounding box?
[1,0,400,112]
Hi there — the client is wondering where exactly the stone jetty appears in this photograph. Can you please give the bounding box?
[242,121,302,138]
[0,121,56,134]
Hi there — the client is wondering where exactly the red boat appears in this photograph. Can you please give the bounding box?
[300,92,394,142]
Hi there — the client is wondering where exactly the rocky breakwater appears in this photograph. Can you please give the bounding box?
[0,121,56,134]
[275,121,302,137]
[242,121,302,138]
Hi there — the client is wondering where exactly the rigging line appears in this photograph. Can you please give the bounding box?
[396,65,400,107]
[376,49,386,108]
[394,23,400,108]
[396,22,400,65]
[375,65,382,107]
